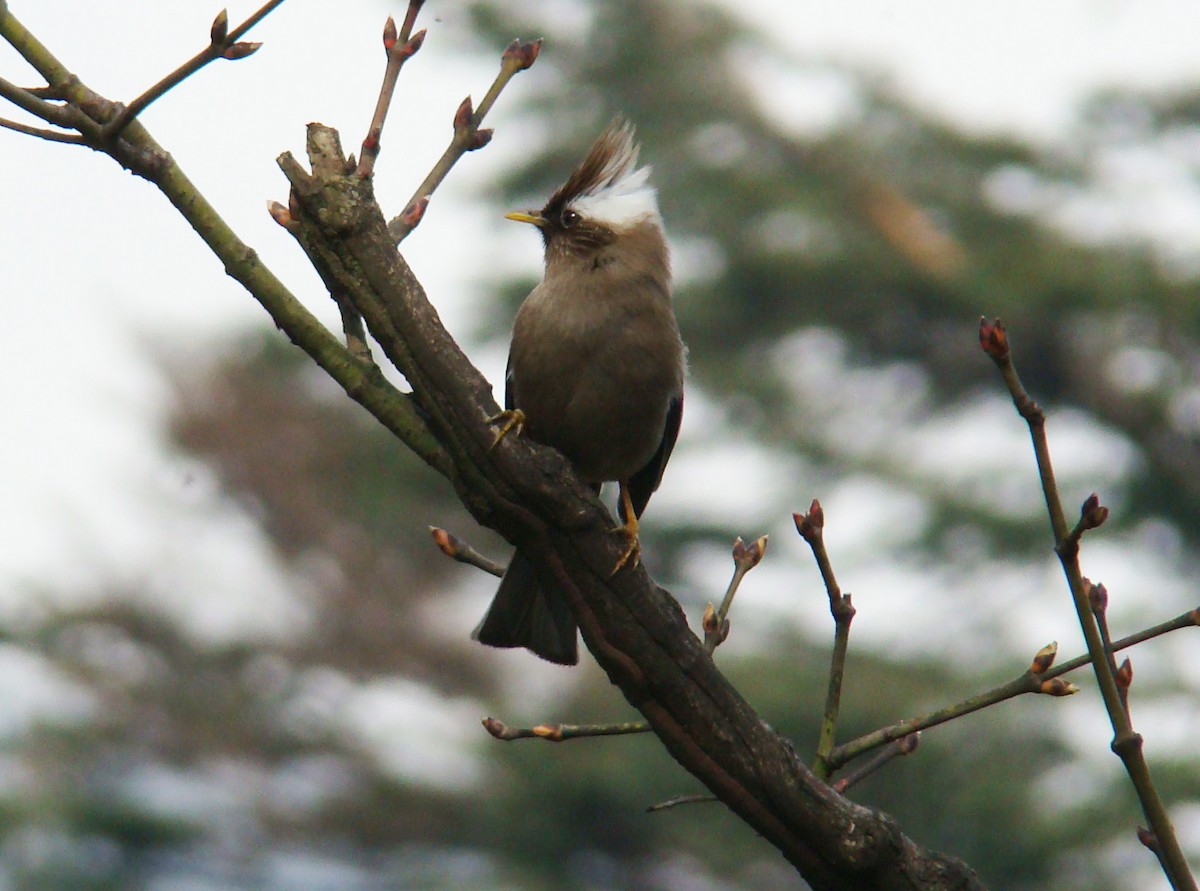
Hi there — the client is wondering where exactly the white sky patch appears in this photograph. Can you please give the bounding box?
[0,645,95,738]
[652,439,809,528]
[727,43,863,139]
[336,677,487,792]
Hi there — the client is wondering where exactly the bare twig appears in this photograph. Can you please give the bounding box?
[981,317,1197,891]
[832,734,919,794]
[703,534,767,654]
[646,793,717,813]
[827,607,1199,771]
[386,38,541,243]
[429,527,504,577]
[0,75,76,127]
[101,1,283,139]
[0,115,82,143]
[482,716,650,741]
[355,3,428,179]
[796,500,856,780]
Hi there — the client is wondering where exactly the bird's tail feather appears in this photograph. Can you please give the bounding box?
[473,550,578,665]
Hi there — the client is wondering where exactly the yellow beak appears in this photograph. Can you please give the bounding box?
[504,210,546,227]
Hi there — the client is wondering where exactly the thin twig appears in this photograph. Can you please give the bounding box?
[796,500,856,780]
[429,527,505,577]
[980,317,1197,891]
[646,793,717,813]
[0,75,72,125]
[703,535,767,653]
[0,115,82,143]
[102,1,284,139]
[355,2,427,179]
[482,716,650,741]
[386,38,541,243]
[832,734,919,794]
[827,608,1197,771]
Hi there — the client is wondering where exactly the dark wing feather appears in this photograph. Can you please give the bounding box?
[624,393,683,522]
[504,354,515,411]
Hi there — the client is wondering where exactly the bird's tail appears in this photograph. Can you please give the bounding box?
[472,550,579,665]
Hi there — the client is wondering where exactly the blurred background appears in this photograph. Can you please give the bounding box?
[2,1,1200,888]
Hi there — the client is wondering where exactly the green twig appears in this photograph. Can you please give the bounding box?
[796,500,856,780]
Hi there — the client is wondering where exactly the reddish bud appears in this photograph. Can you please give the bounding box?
[400,196,429,229]
[1115,658,1133,689]
[222,41,262,60]
[897,732,920,754]
[502,37,542,70]
[979,316,1010,362]
[467,128,494,151]
[266,200,294,228]
[1080,493,1109,530]
[383,16,398,50]
[749,534,768,566]
[429,526,458,558]
[397,28,426,60]
[210,8,229,45]
[1088,580,1108,615]
[1039,677,1079,697]
[1029,640,1058,674]
[454,96,474,131]
[702,603,719,636]
[1136,825,1161,854]
[482,717,506,739]
[732,534,768,571]
[793,499,824,543]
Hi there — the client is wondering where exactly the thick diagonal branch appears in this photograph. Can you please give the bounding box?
[274,123,984,891]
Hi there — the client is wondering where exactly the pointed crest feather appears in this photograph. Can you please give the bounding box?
[547,118,660,229]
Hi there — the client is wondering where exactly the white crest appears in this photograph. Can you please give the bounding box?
[554,120,663,230]
[570,164,662,230]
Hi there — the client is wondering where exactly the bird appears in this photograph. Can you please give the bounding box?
[472,118,685,665]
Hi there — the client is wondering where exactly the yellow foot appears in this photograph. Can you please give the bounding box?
[609,521,641,576]
[487,408,525,449]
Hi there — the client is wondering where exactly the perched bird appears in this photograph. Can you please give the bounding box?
[473,119,686,665]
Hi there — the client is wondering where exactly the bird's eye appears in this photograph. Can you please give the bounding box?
[560,209,581,228]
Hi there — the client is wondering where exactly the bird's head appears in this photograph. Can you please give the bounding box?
[506,119,665,268]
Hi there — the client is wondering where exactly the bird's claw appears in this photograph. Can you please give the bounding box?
[609,521,641,576]
[487,408,526,449]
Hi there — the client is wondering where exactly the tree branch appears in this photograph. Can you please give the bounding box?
[273,121,984,890]
[981,317,1197,891]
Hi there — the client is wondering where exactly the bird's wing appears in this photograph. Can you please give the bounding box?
[503,353,515,411]
[625,393,683,521]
